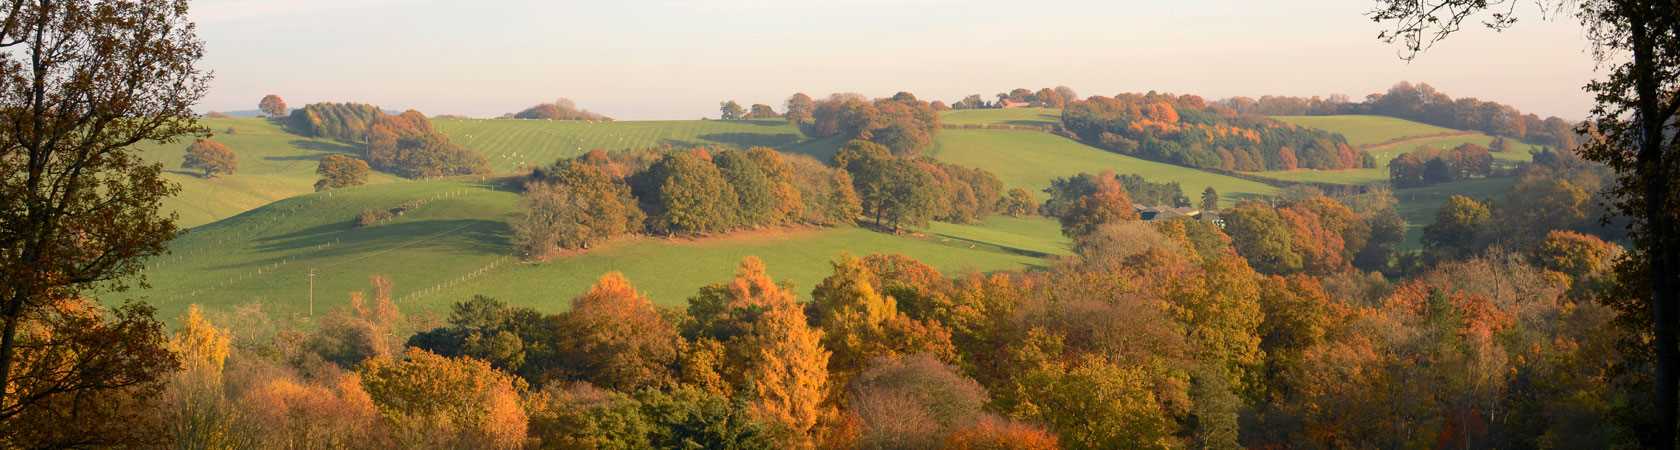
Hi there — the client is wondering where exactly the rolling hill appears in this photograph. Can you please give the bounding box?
[432,117,846,171]
[940,107,1062,127]
[119,178,1056,322]
[130,117,399,227]
[1260,115,1543,185]
[928,129,1279,205]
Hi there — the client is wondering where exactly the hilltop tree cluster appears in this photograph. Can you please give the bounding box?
[805,92,942,156]
[1221,82,1580,149]
[511,98,612,121]
[183,139,237,178]
[1062,92,1373,172]
[949,86,1079,109]
[1388,142,1495,188]
[288,103,489,178]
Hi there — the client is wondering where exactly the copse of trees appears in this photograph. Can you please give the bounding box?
[1062,92,1370,172]
[834,140,1004,232]
[784,93,814,125]
[365,110,490,178]
[285,102,488,177]
[806,92,942,156]
[1222,193,1402,275]
[1220,82,1580,149]
[747,103,779,119]
[512,98,612,121]
[314,154,370,191]
[1040,171,1141,238]
[1387,142,1495,187]
[517,146,864,257]
[183,138,237,178]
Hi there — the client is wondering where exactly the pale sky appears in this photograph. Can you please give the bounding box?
[191,0,1598,120]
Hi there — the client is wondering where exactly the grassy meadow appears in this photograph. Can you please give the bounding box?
[433,117,846,171]
[1257,115,1544,185]
[928,129,1279,205]
[131,117,399,227]
[120,178,1052,322]
[940,107,1062,127]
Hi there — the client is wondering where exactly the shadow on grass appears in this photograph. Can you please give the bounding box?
[691,132,803,149]
[927,231,1057,259]
[212,218,511,271]
[288,139,361,154]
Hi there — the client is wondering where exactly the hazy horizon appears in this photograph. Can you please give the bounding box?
[194,0,1597,120]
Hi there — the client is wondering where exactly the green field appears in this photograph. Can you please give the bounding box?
[940,107,1062,127]
[1257,116,1544,186]
[1392,177,1516,248]
[928,129,1279,205]
[1272,115,1462,147]
[131,117,399,227]
[433,118,845,171]
[119,179,1049,321]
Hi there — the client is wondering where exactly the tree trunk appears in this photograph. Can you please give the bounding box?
[0,294,22,419]
[1631,9,1678,448]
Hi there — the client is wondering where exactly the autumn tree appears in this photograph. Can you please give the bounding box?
[314,154,370,191]
[720,100,746,120]
[0,2,209,441]
[183,138,237,178]
[848,354,988,448]
[748,103,779,119]
[685,258,830,446]
[0,299,179,448]
[554,272,682,392]
[258,94,287,117]
[999,187,1037,217]
[515,160,644,258]
[359,349,528,449]
[512,98,612,121]
[785,93,815,125]
[809,256,956,389]
[1041,171,1140,238]
[363,110,489,178]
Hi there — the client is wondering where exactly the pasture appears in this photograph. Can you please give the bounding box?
[928,129,1279,206]
[1257,116,1544,186]
[120,178,1050,322]
[433,118,845,171]
[940,107,1062,127]
[130,117,397,227]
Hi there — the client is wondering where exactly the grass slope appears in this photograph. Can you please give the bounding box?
[433,118,844,171]
[940,108,1062,127]
[121,179,1047,321]
[1259,115,1543,186]
[130,117,398,227]
[929,129,1279,206]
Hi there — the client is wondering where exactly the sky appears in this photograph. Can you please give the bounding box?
[190,0,1599,120]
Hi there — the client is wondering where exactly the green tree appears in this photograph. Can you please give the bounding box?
[1421,195,1491,259]
[1223,201,1304,274]
[314,154,370,191]
[640,152,737,235]
[1201,186,1220,211]
[0,3,209,444]
[714,149,777,226]
[183,139,237,178]
[514,160,644,258]
[720,100,746,120]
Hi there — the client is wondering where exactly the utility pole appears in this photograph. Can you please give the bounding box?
[308,268,317,318]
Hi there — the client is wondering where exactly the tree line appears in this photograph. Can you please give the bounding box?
[288,103,490,178]
[948,86,1080,109]
[1220,81,1580,150]
[793,92,943,156]
[510,98,612,121]
[1387,142,1496,188]
[1062,91,1375,172]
